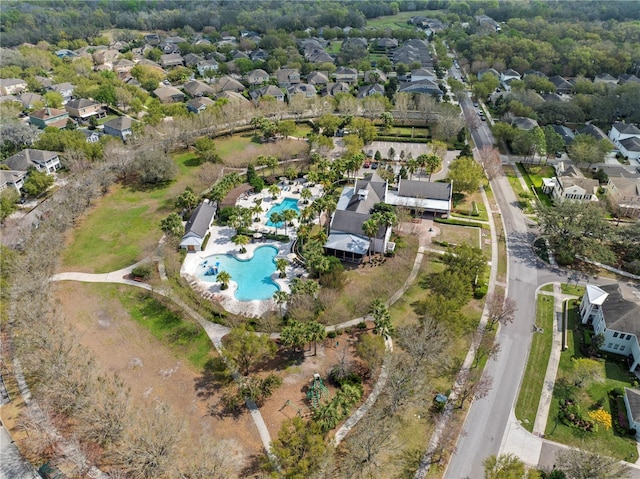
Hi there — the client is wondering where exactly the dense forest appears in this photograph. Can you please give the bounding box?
[1,0,640,48]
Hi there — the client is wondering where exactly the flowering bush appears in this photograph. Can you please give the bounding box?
[588,409,612,430]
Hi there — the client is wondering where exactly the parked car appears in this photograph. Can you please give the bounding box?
[556,151,563,158]
[371,162,379,169]
[363,160,371,168]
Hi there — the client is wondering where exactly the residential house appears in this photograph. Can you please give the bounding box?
[618,74,640,85]
[609,123,640,161]
[578,124,610,142]
[357,83,384,99]
[231,51,249,61]
[55,49,78,59]
[322,82,351,97]
[49,82,75,104]
[166,35,187,45]
[80,129,101,143]
[250,49,269,62]
[307,71,330,86]
[624,388,640,435]
[385,178,453,217]
[364,69,387,84]
[159,41,180,54]
[144,34,161,46]
[398,79,442,97]
[286,83,316,99]
[342,37,368,50]
[0,170,27,193]
[334,67,358,84]
[392,39,433,67]
[3,149,61,174]
[410,68,436,82]
[65,99,106,120]
[18,92,43,110]
[245,69,269,85]
[216,91,251,106]
[548,175,599,203]
[160,53,184,68]
[92,49,120,65]
[29,107,70,129]
[0,78,29,95]
[524,70,548,79]
[153,86,185,103]
[580,283,640,371]
[306,50,334,64]
[376,38,398,49]
[197,59,219,78]
[183,80,215,98]
[112,59,135,74]
[605,177,640,218]
[186,97,215,114]
[511,116,539,131]
[250,85,285,102]
[549,75,574,95]
[594,73,618,86]
[216,76,245,93]
[136,59,164,73]
[180,200,217,252]
[475,14,501,32]
[103,116,133,141]
[550,125,575,145]
[500,69,521,91]
[276,68,301,88]
[183,53,204,67]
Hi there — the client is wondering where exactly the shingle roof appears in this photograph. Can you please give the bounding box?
[620,137,640,153]
[625,388,640,424]
[613,122,640,136]
[3,149,58,172]
[66,98,100,109]
[183,201,216,239]
[600,283,640,337]
[104,116,132,131]
[330,210,385,238]
[397,179,452,200]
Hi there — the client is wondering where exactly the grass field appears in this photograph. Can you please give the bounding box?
[544,301,638,461]
[436,223,481,248]
[366,9,443,29]
[515,294,554,431]
[517,163,554,207]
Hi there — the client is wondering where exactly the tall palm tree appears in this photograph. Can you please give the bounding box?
[273,290,289,317]
[216,270,231,290]
[270,211,284,235]
[268,184,281,199]
[362,218,379,264]
[232,234,250,253]
[370,298,393,339]
[282,208,298,235]
[305,321,327,356]
[275,258,288,278]
[406,157,419,180]
[300,187,312,204]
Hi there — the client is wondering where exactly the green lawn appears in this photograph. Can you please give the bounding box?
[561,284,585,297]
[366,9,443,29]
[215,133,258,159]
[97,114,119,125]
[382,126,430,138]
[517,163,554,207]
[515,294,555,431]
[435,223,481,249]
[540,284,554,292]
[544,301,638,461]
[325,40,342,54]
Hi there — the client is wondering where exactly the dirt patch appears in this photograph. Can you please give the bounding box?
[52,282,262,472]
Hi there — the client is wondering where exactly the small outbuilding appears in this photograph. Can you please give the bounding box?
[180,200,217,252]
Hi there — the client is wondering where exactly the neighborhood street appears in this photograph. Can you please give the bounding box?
[443,91,638,478]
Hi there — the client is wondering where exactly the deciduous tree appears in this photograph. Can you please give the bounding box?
[223,325,277,376]
[556,449,630,479]
[447,156,485,194]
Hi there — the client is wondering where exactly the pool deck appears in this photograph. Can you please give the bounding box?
[181,182,322,317]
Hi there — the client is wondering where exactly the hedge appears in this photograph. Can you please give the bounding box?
[375,136,431,144]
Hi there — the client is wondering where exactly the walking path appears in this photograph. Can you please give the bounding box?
[532,285,577,436]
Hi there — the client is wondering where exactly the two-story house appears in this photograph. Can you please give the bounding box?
[609,123,640,161]
[0,169,27,193]
[186,97,215,114]
[580,283,640,371]
[197,59,219,78]
[276,68,301,88]
[29,107,70,129]
[0,78,28,96]
[334,67,358,84]
[103,117,133,141]
[49,82,75,104]
[3,149,61,174]
[245,69,270,85]
[65,99,106,120]
[250,85,285,103]
[160,53,184,68]
[606,176,640,218]
[153,86,185,104]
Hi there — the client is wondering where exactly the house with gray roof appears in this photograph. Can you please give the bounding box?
[180,200,216,252]
[286,83,316,99]
[3,149,61,174]
[322,82,350,97]
[606,176,640,218]
[578,124,610,143]
[357,84,384,99]
[610,123,640,160]
[398,79,442,97]
[183,80,215,98]
[186,97,215,114]
[160,53,184,68]
[325,172,452,262]
[511,116,539,131]
[550,125,575,145]
[250,85,285,102]
[276,68,301,88]
[197,59,219,78]
[307,71,330,86]
[103,116,133,141]
[594,73,618,85]
[624,388,640,436]
[216,76,245,93]
[18,92,43,109]
[0,169,27,193]
[0,78,28,96]
[580,283,640,371]
[549,76,573,95]
[334,67,358,84]
[153,86,185,104]
[245,69,269,85]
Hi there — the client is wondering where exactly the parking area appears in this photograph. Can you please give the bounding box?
[364,141,432,161]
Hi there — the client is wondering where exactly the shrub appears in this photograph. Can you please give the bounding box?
[131,264,153,279]
[327,331,337,339]
[474,283,488,299]
[169,323,201,344]
[357,321,367,329]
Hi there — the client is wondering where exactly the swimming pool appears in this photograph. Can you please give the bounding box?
[197,246,280,301]
[265,197,300,227]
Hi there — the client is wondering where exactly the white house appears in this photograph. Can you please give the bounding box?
[500,69,521,91]
[3,149,61,174]
[180,200,216,252]
[0,169,27,193]
[579,284,640,371]
[624,388,640,434]
[609,123,640,161]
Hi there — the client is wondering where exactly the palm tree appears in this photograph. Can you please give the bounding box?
[406,157,419,180]
[273,290,289,317]
[282,208,298,235]
[232,234,250,253]
[268,184,281,199]
[251,202,263,222]
[419,153,441,181]
[275,258,288,278]
[362,218,379,264]
[266,155,278,177]
[300,187,312,204]
[370,298,393,339]
[216,270,231,290]
[270,211,284,235]
[305,321,327,356]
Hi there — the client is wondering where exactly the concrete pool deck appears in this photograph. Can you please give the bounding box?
[181,182,323,317]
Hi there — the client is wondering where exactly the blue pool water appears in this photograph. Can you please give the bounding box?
[198,246,280,301]
[265,197,300,227]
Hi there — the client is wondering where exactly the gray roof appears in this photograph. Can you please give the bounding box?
[620,137,640,153]
[397,179,452,200]
[104,116,132,131]
[66,98,100,109]
[183,201,216,239]
[183,80,214,96]
[578,124,609,142]
[550,125,575,144]
[600,283,640,338]
[341,175,386,214]
[511,117,539,130]
[625,388,640,423]
[3,149,58,171]
[330,210,385,238]
[613,122,640,136]
[325,232,369,255]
